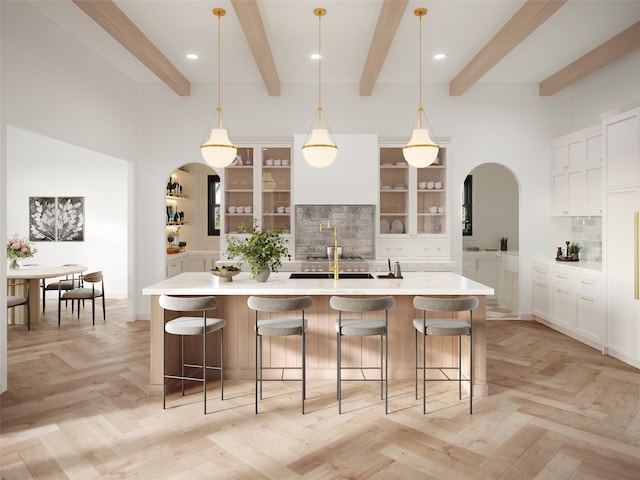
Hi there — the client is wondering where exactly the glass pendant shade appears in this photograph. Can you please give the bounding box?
[201,127,237,168]
[403,128,439,168]
[303,8,337,168]
[302,127,338,168]
[403,8,439,169]
[200,8,236,169]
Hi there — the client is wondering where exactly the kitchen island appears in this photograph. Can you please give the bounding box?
[142,271,494,396]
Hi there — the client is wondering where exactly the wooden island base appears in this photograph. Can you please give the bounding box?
[148,292,488,398]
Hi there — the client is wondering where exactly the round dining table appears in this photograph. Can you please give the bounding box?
[7,264,88,327]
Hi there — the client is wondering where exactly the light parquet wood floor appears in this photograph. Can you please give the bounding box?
[1,299,639,479]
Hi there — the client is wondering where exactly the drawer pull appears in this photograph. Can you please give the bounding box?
[534,282,547,288]
[580,280,594,286]
[556,289,569,295]
[556,274,568,280]
[579,296,594,303]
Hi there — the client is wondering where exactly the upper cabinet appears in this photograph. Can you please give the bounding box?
[551,124,602,216]
[222,144,292,235]
[377,145,449,260]
[603,108,640,189]
[224,147,255,234]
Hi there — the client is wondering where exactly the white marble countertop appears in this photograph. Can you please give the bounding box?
[142,271,494,296]
[533,257,602,273]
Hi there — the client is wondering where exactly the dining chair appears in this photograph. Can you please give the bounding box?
[43,264,84,313]
[8,280,31,331]
[247,296,313,414]
[330,295,395,414]
[412,295,479,414]
[159,294,225,414]
[58,271,105,326]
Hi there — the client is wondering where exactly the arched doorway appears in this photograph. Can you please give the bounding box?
[461,163,520,317]
[164,161,220,260]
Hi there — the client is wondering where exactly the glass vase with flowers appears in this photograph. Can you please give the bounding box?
[6,234,37,270]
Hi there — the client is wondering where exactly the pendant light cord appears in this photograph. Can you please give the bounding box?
[418,10,423,128]
[217,10,222,128]
[316,8,324,125]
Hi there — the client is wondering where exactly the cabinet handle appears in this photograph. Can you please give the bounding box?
[562,210,569,215]
[579,296,594,303]
[556,274,568,280]
[556,289,569,295]
[580,280,594,286]
[563,165,568,170]
[534,282,547,288]
[476,259,479,270]
[535,269,546,275]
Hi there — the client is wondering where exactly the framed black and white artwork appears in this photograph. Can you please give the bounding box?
[29,196,85,241]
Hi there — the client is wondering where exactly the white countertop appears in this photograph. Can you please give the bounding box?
[142,271,494,296]
[533,257,602,272]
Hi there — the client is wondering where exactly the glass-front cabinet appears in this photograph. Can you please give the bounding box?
[224,147,254,234]
[222,144,292,236]
[378,145,449,260]
[261,146,292,233]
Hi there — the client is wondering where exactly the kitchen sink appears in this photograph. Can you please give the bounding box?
[289,272,374,279]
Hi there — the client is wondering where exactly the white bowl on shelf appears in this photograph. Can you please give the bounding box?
[244,206,253,213]
[438,206,445,213]
[435,181,443,189]
[428,206,438,213]
[277,206,285,214]
[282,159,290,166]
[228,206,237,213]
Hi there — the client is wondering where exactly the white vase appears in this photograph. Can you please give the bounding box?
[8,258,20,270]
[255,267,270,282]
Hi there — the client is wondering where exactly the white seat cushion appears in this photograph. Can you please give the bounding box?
[165,316,225,336]
[336,319,386,336]
[7,296,27,308]
[62,288,102,300]
[413,318,470,336]
[257,318,306,336]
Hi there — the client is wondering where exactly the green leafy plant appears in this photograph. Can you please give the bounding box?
[569,242,582,255]
[225,219,291,278]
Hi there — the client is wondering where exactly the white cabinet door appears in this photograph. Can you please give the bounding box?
[475,256,499,300]
[532,264,551,319]
[604,109,640,188]
[576,274,604,346]
[604,188,640,363]
[551,270,576,329]
[551,125,602,216]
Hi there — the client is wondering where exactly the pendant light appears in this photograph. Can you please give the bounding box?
[201,8,237,168]
[403,8,439,168]
[302,8,338,168]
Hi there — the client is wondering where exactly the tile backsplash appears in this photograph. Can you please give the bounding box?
[295,205,376,260]
[571,216,602,263]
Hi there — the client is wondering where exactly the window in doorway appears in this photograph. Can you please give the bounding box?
[462,175,472,236]
[208,175,221,236]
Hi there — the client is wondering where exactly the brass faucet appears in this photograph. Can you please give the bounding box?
[320,220,339,280]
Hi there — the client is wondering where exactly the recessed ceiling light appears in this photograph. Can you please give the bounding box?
[186,53,199,60]
[310,53,321,60]
[433,53,446,60]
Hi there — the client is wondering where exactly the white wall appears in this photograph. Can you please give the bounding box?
[7,126,129,297]
[463,163,520,251]
[1,1,137,390]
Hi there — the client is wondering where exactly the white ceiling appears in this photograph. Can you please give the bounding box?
[27,0,640,93]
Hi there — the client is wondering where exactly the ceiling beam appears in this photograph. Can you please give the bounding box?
[359,0,409,96]
[73,0,190,96]
[231,0,280,96]
[539,21,640,96]
[449,0,566,96]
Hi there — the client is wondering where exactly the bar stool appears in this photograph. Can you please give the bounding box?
[159,295,225,414]
[330,296,395,414]
[247,296,313,414]
[412,296,479,414]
